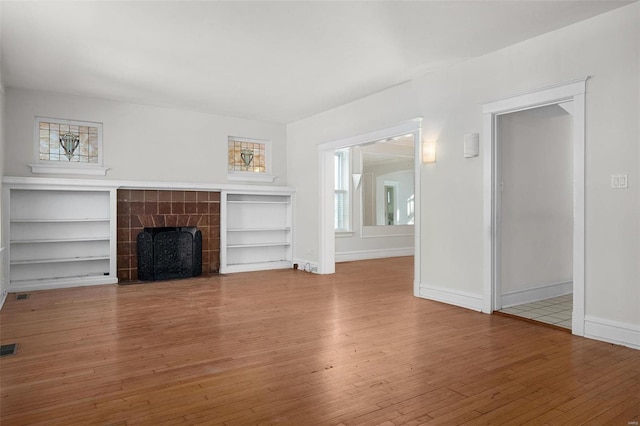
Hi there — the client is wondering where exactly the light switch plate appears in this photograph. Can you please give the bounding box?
[611,174,628,189]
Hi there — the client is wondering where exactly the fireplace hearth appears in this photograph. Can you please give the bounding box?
[137,227,202,281]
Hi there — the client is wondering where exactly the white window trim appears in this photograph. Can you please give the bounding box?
[335,231,355,238]
[30,116,109,176]
[334,148,351,232]
[227,136,275,183]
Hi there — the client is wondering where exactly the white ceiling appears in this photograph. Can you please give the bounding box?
[0,1,632,124]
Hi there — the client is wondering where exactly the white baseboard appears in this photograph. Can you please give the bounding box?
[418,284,483,312]
[584,315,640,350]
[9,276,118,292]
[501,281,572,308]
[293,259,319,274]
[336,247,414,263]
[0,247,7,311]
[221,261,292,274]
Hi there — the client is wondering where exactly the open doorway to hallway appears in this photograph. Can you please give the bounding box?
[495,102,574,331]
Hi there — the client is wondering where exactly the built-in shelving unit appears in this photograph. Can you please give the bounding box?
[5,187,117,291]
[220,191,293,273]
[1,177,295,290]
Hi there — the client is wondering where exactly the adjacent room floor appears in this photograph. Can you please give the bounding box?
[498,294,573,330]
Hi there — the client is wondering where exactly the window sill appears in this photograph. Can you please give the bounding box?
[227,173,276,183]
[335,231,355,238]
[29,164,110,176]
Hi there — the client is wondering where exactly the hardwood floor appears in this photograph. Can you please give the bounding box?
[1,257,638,425]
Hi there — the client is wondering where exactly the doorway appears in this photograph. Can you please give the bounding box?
[496,103,574,330]
[482,79,587,336]
[317,118,423,295]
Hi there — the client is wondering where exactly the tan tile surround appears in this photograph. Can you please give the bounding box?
[116,189,220,283]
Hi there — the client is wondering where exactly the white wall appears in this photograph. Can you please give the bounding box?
[288,4,639,330]
[4,88,287,185]
[499,104,573,299]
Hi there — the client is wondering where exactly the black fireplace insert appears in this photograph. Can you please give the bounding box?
[137,227,202,281]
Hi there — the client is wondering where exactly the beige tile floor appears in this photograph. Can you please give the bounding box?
[499,294,573,330]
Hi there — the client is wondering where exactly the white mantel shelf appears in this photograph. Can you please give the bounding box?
[2,176,295,195]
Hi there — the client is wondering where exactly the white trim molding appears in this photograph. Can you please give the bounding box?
[318,148,336,274]
[481,79,588,115]
[335,231,355,238]
[583,316,640,350]
[226,173,276,183]
[12,277,117,293]
[336,247,414,263]
[482,79,587,340]
[29,163,109,176]
[419,284,483,312]
[2,176,294,194]
[501,281,572,309]
[317,118,423,152]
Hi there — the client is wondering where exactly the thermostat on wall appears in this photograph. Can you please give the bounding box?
[464,133,480,158]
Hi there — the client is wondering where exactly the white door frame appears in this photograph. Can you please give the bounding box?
[317,118,423,295]
[482,78,587,336]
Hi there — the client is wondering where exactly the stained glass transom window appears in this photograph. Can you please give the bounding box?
[227,137,268,173]
[37,118,101,164]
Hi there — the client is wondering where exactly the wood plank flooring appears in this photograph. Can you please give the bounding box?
[1,257,638,425]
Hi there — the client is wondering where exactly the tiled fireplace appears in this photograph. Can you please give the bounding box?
[117,189,220,283]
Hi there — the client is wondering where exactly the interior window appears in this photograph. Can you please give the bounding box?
[334,148,350,231]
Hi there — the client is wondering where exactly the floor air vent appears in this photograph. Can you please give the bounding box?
[16,294,30,300]
[0,343,17,357]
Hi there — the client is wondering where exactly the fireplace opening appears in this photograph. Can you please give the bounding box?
[137,227,202,281]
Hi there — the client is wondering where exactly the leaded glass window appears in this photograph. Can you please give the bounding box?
[227,137,268,173]
[226,136,275,182]
[37,118,102,164]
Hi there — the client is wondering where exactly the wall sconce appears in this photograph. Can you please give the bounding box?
[422,140,437,164]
